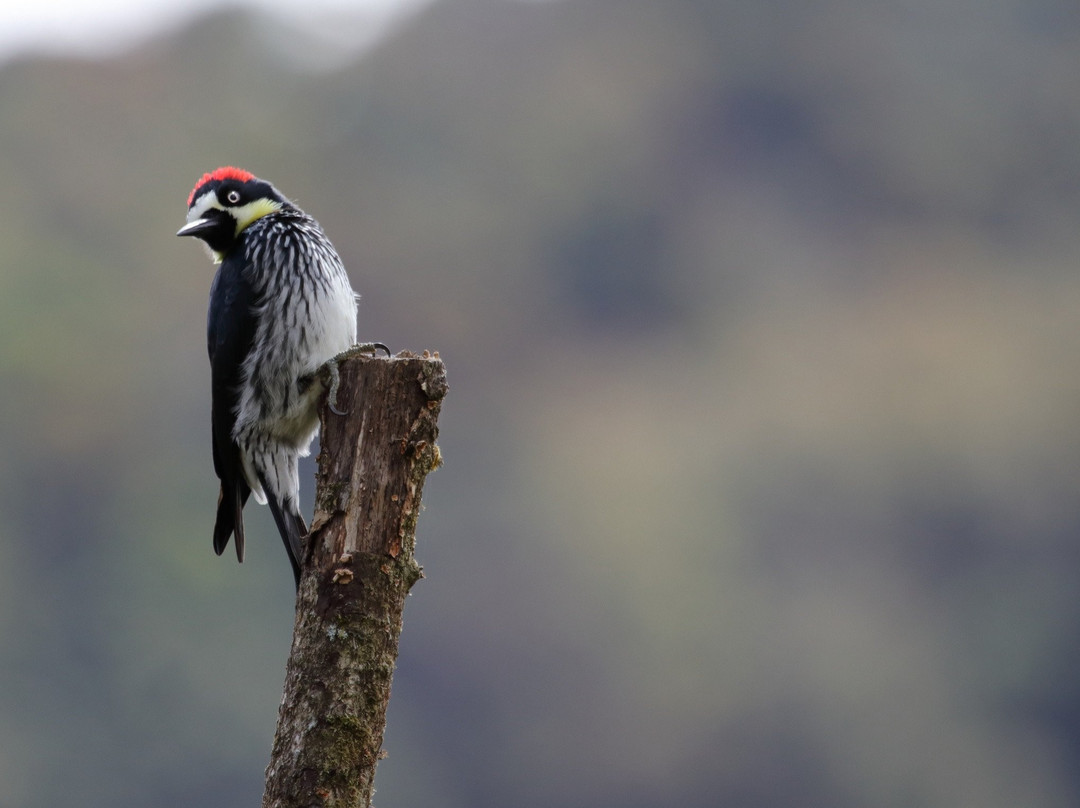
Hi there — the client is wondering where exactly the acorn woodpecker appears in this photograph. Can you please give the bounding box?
[178,167,359,588]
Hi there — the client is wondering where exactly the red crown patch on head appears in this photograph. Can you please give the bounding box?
[188,166,256,206]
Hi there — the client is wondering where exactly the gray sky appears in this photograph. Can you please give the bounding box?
[0,0,434,61]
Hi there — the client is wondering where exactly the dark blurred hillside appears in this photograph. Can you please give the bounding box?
[2,0,1080,806]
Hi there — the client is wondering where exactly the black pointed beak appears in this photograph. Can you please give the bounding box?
[176,217,219,238]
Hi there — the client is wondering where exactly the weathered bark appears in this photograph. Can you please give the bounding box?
[263,348,446,808]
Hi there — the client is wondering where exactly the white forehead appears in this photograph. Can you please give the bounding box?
[186,188,224,222]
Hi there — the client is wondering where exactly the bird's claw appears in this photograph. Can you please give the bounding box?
[356,341,391,357]
[324,343,390,416]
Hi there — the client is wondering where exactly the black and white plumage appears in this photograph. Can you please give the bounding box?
[177,167,358,588]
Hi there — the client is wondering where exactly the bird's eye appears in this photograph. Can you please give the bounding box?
[224,189,242,205]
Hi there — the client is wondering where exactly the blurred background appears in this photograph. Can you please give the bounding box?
[1,0,1079,805]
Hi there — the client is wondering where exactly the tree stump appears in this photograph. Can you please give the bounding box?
[263,348,446,808]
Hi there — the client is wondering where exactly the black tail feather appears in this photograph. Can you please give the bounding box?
[258,472,307,590]
[213,480,251,561]
[264,497,306,590]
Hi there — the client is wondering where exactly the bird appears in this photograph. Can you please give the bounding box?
[177,167,359,588]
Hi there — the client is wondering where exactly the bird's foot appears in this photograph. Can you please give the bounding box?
[323,344,391,416]
[325,358,347,416]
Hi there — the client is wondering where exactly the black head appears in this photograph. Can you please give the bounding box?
[177,167,289,258]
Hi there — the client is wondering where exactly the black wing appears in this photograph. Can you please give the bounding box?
[207,253,258,560]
